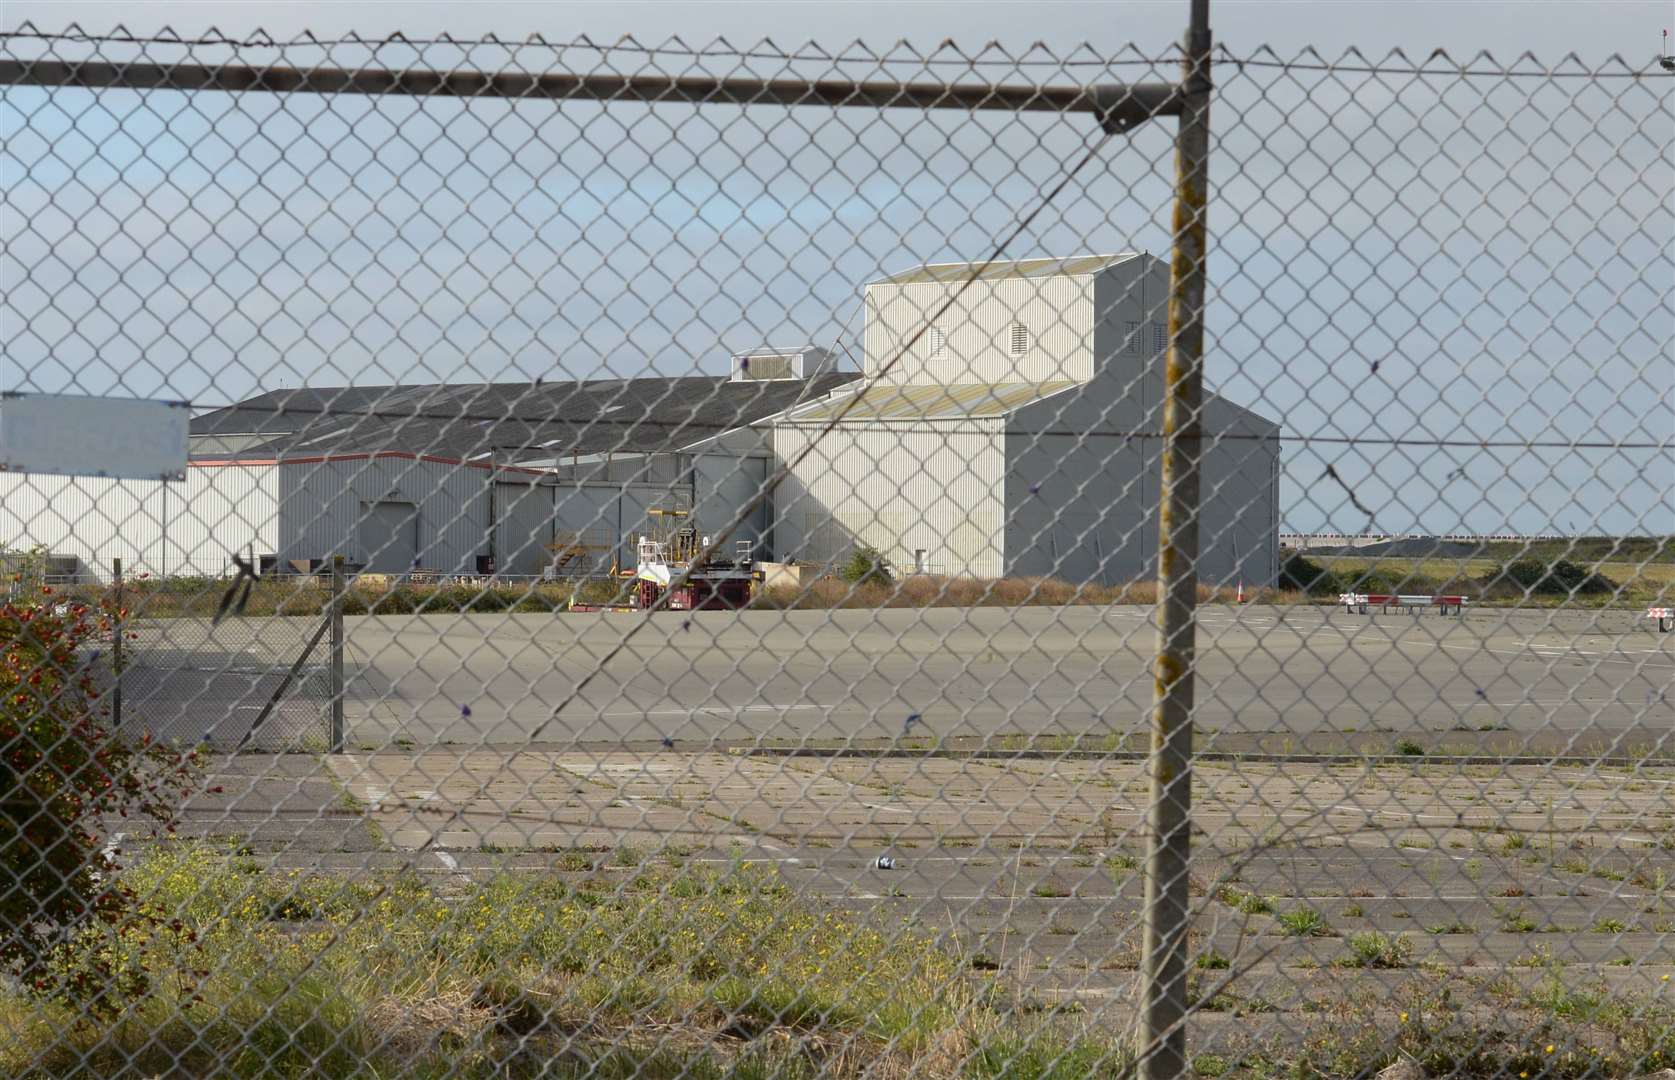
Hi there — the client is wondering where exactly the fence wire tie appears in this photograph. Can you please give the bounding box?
[212,545,261,626]
[1321,463,1379,528]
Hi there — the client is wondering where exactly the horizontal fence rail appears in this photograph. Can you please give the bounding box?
[0,58,1183,131]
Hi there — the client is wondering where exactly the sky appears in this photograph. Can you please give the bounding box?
[1,1,1671,537]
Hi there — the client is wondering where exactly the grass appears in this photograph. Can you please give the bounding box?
[64,575,639,619]
[61,551,1675,625]
[1317,547,1675,606]
[1424,921,1476,935]
[11,840,1674,1079]
[1217,887,1274,916]
[1,840,1134,1079]
[1275,908,1333,938]
[1336,931,1412,969]
[754,575,1252,611]
[1213,969,1675,1076]
[1103,853,1140,877]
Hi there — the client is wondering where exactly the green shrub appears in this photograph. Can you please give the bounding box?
[840,545,893,587]
[333,591,368,616]
[1494,558,1613,596]
[363,587,419,615]
[1,590,204,1013]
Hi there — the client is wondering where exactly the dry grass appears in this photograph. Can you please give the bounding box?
[65,576,630,618]
[1,842,1116,1079]
[755,575,1279,611]
[1321,556,1675,605]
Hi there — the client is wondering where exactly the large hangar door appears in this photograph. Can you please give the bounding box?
[359,501,417,573]
[496,481,555,575]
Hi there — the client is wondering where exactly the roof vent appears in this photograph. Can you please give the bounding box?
[730,345,835,382]
[1009,322,1031,357]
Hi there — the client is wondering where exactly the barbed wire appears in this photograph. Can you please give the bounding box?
[0,27,1663,78]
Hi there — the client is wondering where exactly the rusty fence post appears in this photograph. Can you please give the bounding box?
[330,554,345,753]
[111,557,123,730]
[1140,0,1212,1076]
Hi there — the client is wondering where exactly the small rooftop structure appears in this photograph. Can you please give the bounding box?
[728,345,840,382]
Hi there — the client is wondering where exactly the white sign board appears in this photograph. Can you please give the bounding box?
[0,393,191,481]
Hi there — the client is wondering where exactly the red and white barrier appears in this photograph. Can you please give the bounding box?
[1650,607,1674,632]
[1339,593,1469,616]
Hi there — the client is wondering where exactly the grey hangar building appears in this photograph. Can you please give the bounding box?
[0,255,1281,588]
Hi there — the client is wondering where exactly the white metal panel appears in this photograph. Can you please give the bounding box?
[864,273,1096,387]
[0,466,277,579]
[168,464,281,571]
[775,422,1005,578]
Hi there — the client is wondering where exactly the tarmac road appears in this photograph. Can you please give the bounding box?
[325,604,1675,753]
[117,604,1674,753]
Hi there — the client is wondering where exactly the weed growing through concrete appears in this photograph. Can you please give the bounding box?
[1276,908,1333,937]
[0,841,1137,1079]
[1218,887,1274,916]
[1337,931,1413,969]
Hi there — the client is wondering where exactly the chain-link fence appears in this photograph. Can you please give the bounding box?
[2,12,1673,1079]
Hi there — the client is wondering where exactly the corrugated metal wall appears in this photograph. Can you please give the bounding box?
[495,479,556,575]
[0,449,789,581]
[863,272,1099,386]
[774,422,1006,578]
[0,466,277,579]
[501,479,710,577]
[1198,397,1283,586]
[691,451,771,557]
[278,457,487,574]
[1003,430,1156,585]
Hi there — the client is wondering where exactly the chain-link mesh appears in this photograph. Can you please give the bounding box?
[2,21,1673,1080]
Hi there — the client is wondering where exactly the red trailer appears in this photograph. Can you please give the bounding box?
[632,538,761,612]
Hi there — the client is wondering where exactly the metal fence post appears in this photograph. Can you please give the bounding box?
[111,557,122,729]
[330,554,345,753]
[1140,0,1212,1076]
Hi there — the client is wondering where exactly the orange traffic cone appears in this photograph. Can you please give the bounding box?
[1236,580,1245,604]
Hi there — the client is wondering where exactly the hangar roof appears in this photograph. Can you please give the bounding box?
[190,374,857,463]
[871,253,1139,286]
[780,381,1079,422]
